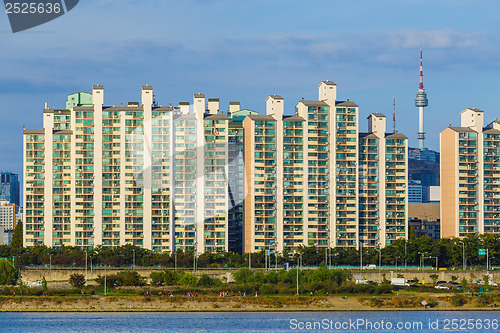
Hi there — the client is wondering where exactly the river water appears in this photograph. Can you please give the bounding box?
[0,311,498,332]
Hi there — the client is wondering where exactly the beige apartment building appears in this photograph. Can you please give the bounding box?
[24,85,247,253]
[24,81,408,254]
[440,108,500,238]
[244,82,408,253]
[0,200,16,230]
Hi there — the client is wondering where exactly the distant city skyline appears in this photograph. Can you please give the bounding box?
[2,0,500,182]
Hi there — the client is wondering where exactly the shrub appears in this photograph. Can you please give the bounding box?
[117,271,146,286]
[450,295,466,307]
[69,273,86,289]
[233,268,253,284]
[259,284,278,295]
[150,272,164,286]
[198,274,220,287]
[374,284,393,295]
[179,273,198,286]
[391,297,411,307]
[164,270,184,285]
[473,295,491,307]
[95,274,120,289]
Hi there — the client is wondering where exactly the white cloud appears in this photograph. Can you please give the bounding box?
[386,28,481,48]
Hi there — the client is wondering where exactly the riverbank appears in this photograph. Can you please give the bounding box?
[0,294,498,312]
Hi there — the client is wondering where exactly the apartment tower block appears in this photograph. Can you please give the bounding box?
[440,108,500,237]
[24,82,408,253]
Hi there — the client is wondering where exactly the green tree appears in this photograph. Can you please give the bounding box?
[429,274,439,285]
[451,275,458,283]
[0,259,16,285]
[10,221,23,256]
[42,276,47,291]
[69,273,86,289]
[484,275,490,291]
[409,226,417,242]
[461,277,467,293]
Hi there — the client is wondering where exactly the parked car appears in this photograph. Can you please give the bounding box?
[435,285,449,290]
[489,281,498,287]
[365,264,376,270]
[436,281,447,285]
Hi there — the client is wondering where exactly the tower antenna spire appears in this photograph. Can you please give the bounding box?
[415,48,428,149]
[393,97,396,134]
[419,48,424,89]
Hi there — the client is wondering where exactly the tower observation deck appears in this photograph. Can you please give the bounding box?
[415,48,428,149]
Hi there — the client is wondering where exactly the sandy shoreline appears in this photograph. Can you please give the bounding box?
[0,296,497,312]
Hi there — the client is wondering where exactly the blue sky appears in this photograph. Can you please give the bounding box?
[1,0,500,182]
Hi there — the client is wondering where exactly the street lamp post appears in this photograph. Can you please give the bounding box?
[486,248,489,272]
[359,241,363,271]
[193,242,198,275]
[85,249,88,286]
[296,253,302,296]
[326,234,331,269]
[104,265,107,296]
[377,243,381,284]
[246,241,251,270]
[275,240,278,271]
[489,257,495,271]
[174,251,177,270]
[460,241,466,270]
[404,241,407,270]
[265,248,268,271]
[419,252,425,284]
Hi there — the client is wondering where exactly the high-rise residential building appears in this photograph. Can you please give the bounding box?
[24,85,247,253]
[440,108,500,238]
[244,82,408,253]
[0,172,20,208]
[24,82,409,253]
[359,114,408,248]
[0,200,16,230]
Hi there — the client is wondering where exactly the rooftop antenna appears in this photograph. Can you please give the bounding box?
[153,94,159,108]
[393,97,396,134]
